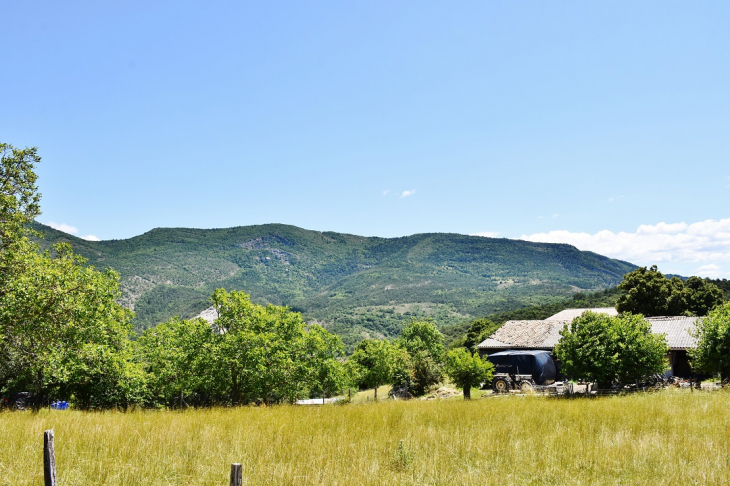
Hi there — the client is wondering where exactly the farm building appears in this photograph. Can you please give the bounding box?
[476,308,698,378]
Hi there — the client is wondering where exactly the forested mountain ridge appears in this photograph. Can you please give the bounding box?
[32,222,636,347]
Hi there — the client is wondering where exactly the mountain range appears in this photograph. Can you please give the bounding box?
[32,222,636,348]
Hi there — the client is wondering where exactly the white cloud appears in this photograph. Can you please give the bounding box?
[608,195,624,203]
[696,264,722,279]
[401,189,416,198]
[471,232,499,238]
[45,221,100,241]
[46,221,79,235]
[382,190,391,196]
[551,213,559,219]
[519,218,730,277]
[636,222,687,235]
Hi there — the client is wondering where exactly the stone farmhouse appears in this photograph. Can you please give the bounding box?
[476,308,698,377]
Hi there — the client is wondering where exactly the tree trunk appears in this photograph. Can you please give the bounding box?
[721,366,730,383]
[463,385,471,400]
[231,370,241,406]
[374,385,378,401]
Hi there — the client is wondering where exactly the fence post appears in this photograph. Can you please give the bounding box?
[44,429,57,486]
[230,463,243,486]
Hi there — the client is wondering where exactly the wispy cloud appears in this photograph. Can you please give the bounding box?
[551,213,559,219]
[400,189,416,198]
[382,190,391,196]
[46,221,79,235]
[608,195,624,203]
[519,218,730,277]
[471,232,499,238]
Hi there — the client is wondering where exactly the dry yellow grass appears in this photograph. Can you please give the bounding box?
[1,390,729,485]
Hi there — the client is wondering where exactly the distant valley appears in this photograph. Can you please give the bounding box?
[33,222,636,348]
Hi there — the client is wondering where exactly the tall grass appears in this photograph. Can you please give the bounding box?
[1,390,729,485]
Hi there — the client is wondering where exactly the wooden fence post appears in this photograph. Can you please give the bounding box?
[44,429,57,486]
[230,463,242,486]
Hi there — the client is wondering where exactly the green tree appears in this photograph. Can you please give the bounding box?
[302,324,349,401]
[398,319,444,360]
[443,348,494,399]
[683,276,724,317]
[0,143,146,409]
[349,339,397,401]
[138,317,217,407]
[0,242,142,408]
[689,302,730,380]
[137,289,349,407]
[0,143,41,253]
[617,266,722,317]
[555,311,668,388]
[211,288,311,405]
[463,317,500,351]
[395,319,444,396]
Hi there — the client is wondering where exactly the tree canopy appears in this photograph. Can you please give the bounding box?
[393,319,444,396]
[555,311,668,388]
[138,289,349,406]
[0,143,143,408]
[443,348,494,399]
[616,266,723,317]
[0,143,41,253]
[349,338,399,401]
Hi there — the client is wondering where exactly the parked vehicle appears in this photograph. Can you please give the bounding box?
[487,350,557,393]
[1,392,33,410]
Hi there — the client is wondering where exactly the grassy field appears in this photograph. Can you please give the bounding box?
[1,390,729,485]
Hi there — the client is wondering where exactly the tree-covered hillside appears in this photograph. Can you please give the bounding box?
[32,222,636,348]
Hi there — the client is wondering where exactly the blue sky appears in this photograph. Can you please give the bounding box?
[3,2,729,277]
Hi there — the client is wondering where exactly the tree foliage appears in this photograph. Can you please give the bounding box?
[443,348,494,399]
[0,240,142,407]
[555,311,668,388]
[393,319,444,396]
[137,317,216,407]
[463,317,500,351]
[0,143,144,408]
[617,266,723,317]
[0,143,41,253]
[137,289,348,406]
[349,339,399,401]
[689,302,730,379]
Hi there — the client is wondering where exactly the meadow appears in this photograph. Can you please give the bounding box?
[1,390,729,485]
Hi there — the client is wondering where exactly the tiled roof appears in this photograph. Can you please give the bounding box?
[477,338,512,348]
[646,316,698,349]
[478,320,561,349]
[547,308,618,321]
[476,310,700,351]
